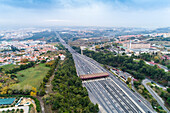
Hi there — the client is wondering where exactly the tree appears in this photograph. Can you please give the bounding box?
[154,56,159,61]
[138,60,145,68]
[138,89,143,94]
[20,74,25,77]
[20,109,24,113]
[30,87,37,96]
[12,109,15,112]
[127,77,131,83]
[21,58,28,63]
[7,90,13,95]
[41,60,46,63]
[167,97,170,105]
[0,83,2,88]
[167,88,170,93]
[122,52,126,55]
[0,86,8,94]
[30,91,36,96]
[44,53,99,112]
[126,81,129,84]
[155,59,159,63]
[138,85,144,90]
[167,64,170,70]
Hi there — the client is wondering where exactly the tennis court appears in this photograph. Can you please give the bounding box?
[0,98,15,105]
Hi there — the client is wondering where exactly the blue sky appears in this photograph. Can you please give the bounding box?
[0,0,170,28]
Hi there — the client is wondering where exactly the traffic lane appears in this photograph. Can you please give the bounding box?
[73,54,103,75]
[89,82,115,113]
[84,82,113,113]
[100,80,140,113]
[108,72,152,112]
[76,55,102,74]
[75,53,103,73]
[74,54,91,74]
[94,80,123,113]
[107,80,141,112]
[93,81,121,113]
[74,55,92,75]
[85,79,139,113]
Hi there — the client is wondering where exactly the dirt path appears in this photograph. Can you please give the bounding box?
[42,61,65,113]
[36,61,61,113]
[36,97,45,113]
[45,62,60,94]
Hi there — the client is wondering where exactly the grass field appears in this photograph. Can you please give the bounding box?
[16,63,50,89]
[1,64,19,71]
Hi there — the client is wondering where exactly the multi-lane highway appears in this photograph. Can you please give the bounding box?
[84,78,144,113]
[73,53,103,75]
[56,32,155,113]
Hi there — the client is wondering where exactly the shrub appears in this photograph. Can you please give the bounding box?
[20,74,25,77]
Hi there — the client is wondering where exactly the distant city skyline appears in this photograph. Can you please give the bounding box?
[0,0,170,28]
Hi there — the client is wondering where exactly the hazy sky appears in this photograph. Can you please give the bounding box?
[0,0,170,28]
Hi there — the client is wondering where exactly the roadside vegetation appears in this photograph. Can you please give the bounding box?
[55,43,66,50]
[134,81,168,112]
[147,82,170,110]
[39,58,59,96]
[83,50,170,86]
[132,52,170,69]
[42,51,99,112]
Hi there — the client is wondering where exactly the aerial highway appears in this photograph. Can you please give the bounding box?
[56,32,155,113]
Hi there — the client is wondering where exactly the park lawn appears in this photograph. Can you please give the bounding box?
[16,63,50,89]
[1,64,19,71]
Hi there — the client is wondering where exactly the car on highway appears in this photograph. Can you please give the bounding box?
[138,100,141,102]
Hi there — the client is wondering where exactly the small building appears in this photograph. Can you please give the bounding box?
[59,54,65,60]
[123,42,151,49]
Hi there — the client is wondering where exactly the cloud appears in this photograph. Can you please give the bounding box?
[0,0,170,28]
[0,0,54,9]
[1,0,170,10]
[44,19,70,22]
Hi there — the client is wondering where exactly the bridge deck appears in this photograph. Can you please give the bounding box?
[80,72,109,80]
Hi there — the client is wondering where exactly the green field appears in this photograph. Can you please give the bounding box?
[1,64,19,71]
[16,63,50,89]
